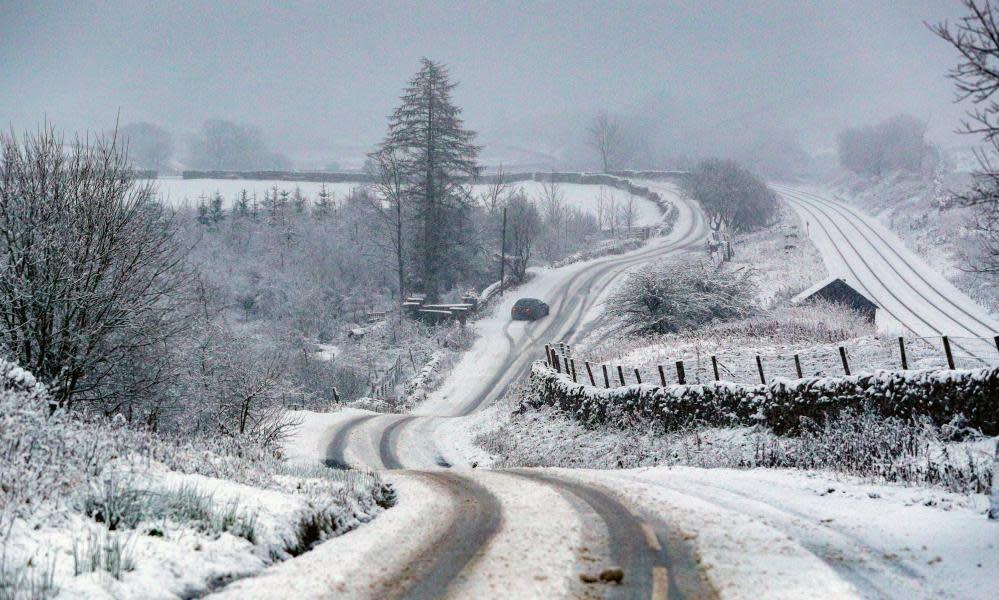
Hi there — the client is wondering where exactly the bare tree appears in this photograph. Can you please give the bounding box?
[595,186,608,230]
[0,126,190,408]
[607,195,619,236]
[686,159,777,232]
[587,110,624,172]
[188,119,291,171]
[119,122,173,171]
[932,2,999,277]
[187,320,298,448]
[480,165,512,213]
[620,193,638,231]
[505,191,541,281]
[367,147,409,300]
[537,176,566,261]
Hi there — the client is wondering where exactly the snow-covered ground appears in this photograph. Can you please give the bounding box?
[256,405,996,599]
[575,467,997,599]
[145,177,362,208]
[248,178,995,599]
[145,178,662,226]
[777,184,999,362]
[0,368,390,600]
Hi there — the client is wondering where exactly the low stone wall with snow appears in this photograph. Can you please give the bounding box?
[526,362,999,435]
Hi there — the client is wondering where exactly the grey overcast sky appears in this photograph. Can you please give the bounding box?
[0,0,976,165]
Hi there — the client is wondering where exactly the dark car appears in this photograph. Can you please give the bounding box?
[511,298,549,321]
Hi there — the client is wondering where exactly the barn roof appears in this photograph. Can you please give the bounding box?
[791,277,878,309]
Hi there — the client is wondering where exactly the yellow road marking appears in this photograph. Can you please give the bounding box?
[652,566,669,599]
[641,522,662,551]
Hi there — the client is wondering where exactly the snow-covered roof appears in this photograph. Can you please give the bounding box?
[791,276,878,309]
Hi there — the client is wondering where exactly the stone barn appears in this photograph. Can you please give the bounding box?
[791,277,879,321]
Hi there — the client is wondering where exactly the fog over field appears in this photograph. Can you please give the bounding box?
[0,0,975,169]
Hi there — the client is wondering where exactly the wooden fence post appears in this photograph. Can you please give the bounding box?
[602,364,610,388]
[994,335,999,356]
[634,368,642,384]
[545,344,552,367]
[755,355,766,384]
[839,346,850,375]
[942,336,955,369]
[585,361,596,386]
[711,356,720,381]
[553,353,561,373]
[658,365,667,386]
[793,355,803,378]
[675,361,686,385]
[898,337,908,369]
[570,359,578,382]
[617,365,626,386]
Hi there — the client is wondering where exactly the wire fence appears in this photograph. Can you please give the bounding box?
[545,335,999,387]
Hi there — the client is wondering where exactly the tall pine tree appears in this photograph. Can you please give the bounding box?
[374,58,481,300]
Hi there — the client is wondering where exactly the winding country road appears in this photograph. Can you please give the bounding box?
[311,180,715,600]
[326,180,708,473]
[216,182,998,600]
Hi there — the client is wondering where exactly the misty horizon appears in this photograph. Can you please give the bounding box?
[1,1,980,169]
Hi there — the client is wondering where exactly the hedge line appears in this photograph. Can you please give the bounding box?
[526,362,999,435]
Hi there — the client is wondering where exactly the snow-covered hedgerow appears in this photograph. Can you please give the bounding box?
[0,359,393,599]
[527,361,999,435]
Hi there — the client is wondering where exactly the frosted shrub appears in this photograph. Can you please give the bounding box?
[80,475,148,531]
[0,360,77,529]
[606,260,755,334]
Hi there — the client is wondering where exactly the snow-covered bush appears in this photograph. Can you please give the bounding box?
[606,260,755,334]
[528,361,999,436]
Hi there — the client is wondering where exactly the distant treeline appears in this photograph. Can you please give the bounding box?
[178,169,691,186]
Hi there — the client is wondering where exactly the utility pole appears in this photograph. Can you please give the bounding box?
[499,206,507,296]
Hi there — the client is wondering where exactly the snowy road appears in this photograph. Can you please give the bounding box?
[777,184,999,363]
[219,181,998,599]
[281,181,719,599]
[326,180,708,472]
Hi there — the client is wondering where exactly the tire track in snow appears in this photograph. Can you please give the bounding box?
[384,471,502,600]
[380,416,416,470]
[651,475,923,599]
[459,188,707,414]
[382,188,706,468]
[323,414,378,469]
[509,470,709,600]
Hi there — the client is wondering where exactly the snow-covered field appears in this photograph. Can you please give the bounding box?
[145,177,362,208]
[145,178,662,226]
